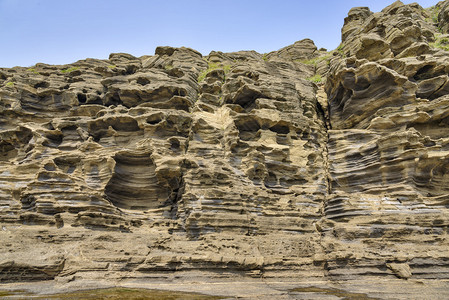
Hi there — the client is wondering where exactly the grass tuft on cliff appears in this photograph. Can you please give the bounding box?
[307,74,322,83]
[61,67,80,74]
[298,54,331,66]
[430,33,449,51]
[426,5,440,24]
[198,62,231,82]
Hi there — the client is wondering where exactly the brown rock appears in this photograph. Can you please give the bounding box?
[387,262,412,279]
[342,6,373,42]
[1,1,449,298]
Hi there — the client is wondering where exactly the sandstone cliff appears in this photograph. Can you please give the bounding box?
[0,1,449,298]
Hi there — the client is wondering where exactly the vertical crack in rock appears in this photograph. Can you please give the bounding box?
[164,121,194,221]
[321,0,449,282]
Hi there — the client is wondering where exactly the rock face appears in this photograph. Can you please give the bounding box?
[324,0,449,284]
[1,1,449,298]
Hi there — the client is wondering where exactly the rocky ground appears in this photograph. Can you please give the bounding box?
[1,0,449,298]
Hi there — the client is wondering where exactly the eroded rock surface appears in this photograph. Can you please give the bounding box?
[324,0,449,283]
[1,1,449,298]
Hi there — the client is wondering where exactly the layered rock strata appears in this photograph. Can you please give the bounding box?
[0,0,449,298]
[324,0,449,281]
[0,40,329,282]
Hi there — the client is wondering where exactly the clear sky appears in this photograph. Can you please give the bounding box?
[0,0,439,68]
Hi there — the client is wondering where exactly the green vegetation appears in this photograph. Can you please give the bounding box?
[31,287,223,299]
[426,5,440,24]
[61,67,80,74]
[262,53,268,61]
[298,53,332,66]
[430,33,449,51]
[0,290,31,297]
[198,62,232,82]
[5,82,14,87]
[164,64,173,70]
[27,68,39,74]
[336,43,345,55]
[326,43,347,58]
[307,74,322,83]
[222,64,231,73]
[108,65,117,69]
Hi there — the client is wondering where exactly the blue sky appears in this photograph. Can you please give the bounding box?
[0,0,439,67]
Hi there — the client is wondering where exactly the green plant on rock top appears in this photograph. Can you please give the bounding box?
[61,67,79,74]
[262,53,268,61]
[222,64,231,73]
[331,43,347,58]
[198,62,231,83]
[336,43,344,53]
[430,33,449,51]
[425,5,440,24]
[307,74,322,83]
[298,53,332,66]
[27,68,39,74]
[297,58,316,65]
[197,69,210,83]
[5,82,14,87]
[108,65,117,69]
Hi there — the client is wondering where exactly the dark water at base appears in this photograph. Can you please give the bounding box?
[291,286,379,300]
[0,288,224,299]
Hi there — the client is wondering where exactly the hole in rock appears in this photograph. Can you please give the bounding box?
[62,125,78,132]
[105,152,170,210]
[233,88,262,110]
[413,65,434,81]
[88,95,103,105]
[169,96,191,112]
[15,126,33,145]
[270,123,290,134]
[54,156,80,173]
[44,164,56,171]
[239,129,260,141]
[34,81,49,89]
[235,118,260,132]
[354,76,371,91]
[307,153,317,165]
[0,141,16,160]
[235,117,262,141]
[173,88,187,97]
[88,117,141,141]
[43,132,63,148]
[264,172,278,188]
[276,135,289,145]
[126,65,138,75]
[329,84,346,109]
[146,113,164,125]
[0,141,14,153]
[167,68,184,78]
[77,93,87,103]
[136,77,150,86]
[104,92,122,106]
[170,138,181,151]
[110,117,140,131]
[21,195,36,210]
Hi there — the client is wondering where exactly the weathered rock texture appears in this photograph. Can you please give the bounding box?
[325,1,449,283]
[1,1,449,298]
